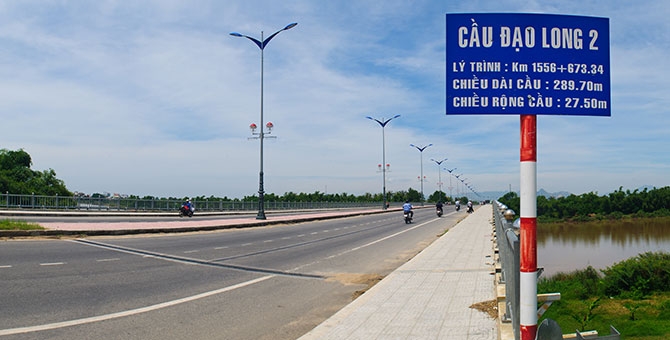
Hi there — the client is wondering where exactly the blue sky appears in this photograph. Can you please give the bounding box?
[1,0,668,199]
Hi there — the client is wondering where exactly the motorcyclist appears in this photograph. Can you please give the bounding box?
[455,200,461,211]
[436,201,444,215]
[181,198,193,215]
[467,201,474,213]
[402,200,414,219]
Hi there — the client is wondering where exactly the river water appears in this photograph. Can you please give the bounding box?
[537,217,670,278]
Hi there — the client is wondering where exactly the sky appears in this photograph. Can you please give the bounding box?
[0,0,668,200]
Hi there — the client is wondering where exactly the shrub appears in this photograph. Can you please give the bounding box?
[539,266,602,299]
[601,252,670,298]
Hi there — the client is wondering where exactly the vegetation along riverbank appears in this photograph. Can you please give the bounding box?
[499,188,670,338]
[538,252,670,339]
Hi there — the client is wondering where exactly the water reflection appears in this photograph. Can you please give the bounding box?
[537,218,670,278]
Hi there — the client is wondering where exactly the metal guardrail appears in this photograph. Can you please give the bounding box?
[494,201,520,340]
[494,201,619,340]
[0,192,383,212]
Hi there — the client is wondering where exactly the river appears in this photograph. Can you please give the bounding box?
[537,217,670,278]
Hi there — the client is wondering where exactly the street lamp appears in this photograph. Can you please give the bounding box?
[430,158,448,203]
[230,22,298,220]
[459,177,468,198]
[410,143,432,206]
[453,172,464,197]
[366,115,401,210]
[446,168,456,201]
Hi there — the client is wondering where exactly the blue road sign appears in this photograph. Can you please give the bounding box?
[446,13,610,116]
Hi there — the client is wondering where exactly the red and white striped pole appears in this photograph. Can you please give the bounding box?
[519,114,538,340]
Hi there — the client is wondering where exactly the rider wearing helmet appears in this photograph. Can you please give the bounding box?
[402,200,414,218]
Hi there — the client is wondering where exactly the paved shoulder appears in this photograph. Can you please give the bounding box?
[299,205,496,340]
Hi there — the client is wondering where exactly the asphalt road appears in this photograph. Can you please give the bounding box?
[0,208,465,340]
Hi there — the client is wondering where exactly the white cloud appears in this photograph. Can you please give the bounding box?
[0,1,668,199]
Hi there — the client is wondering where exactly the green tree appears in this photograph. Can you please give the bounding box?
[406,188,422,202]
[0,148,71,196]
[499,186,670,221]
[427,190,448,203]
[0,149,32,169]
[28,169,70,196]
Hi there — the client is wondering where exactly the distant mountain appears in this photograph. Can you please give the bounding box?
[467,188,573,201]
[537,188,571,198]
[476,186,664,202]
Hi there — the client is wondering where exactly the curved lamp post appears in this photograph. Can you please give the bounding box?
[430,158,448,203]
[445,168,456,201]
[230,22,297,220]
[366,115,401,210]
[410,143,432,206]
[454,173,464,197]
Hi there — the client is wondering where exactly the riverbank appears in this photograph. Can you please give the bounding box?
[538,252,670,339]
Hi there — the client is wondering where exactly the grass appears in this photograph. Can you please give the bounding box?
[0,219,45,230]
[538,256,670,340]
[539,292,670,339]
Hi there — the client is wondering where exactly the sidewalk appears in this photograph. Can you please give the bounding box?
[298,204,497,340]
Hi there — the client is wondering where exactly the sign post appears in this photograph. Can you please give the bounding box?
[446,13,610,340]
[519,113,538,338]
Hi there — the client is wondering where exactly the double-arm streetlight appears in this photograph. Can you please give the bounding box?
[445,168,456,200]
[430,158,448,203]
[230,22,297,220]
[410,143,432,206]
[366,115,401,210]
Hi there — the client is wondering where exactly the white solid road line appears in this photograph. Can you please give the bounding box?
[0,275,274,336]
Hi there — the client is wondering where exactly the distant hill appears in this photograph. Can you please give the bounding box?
[475,186,663,202]
[466,188,573,201]
[537,188,571,198]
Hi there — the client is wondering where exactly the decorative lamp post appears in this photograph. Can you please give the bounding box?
[230,22,297,220]
[366,115,401,210]
[455,173,464,197]
[410,143,432,206]
[431,158,448,203]
[446,168,456,201]
[460,178,469,199]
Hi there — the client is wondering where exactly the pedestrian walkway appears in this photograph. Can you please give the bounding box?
[298,204,497,340]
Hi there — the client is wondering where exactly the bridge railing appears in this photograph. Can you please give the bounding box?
[493,201,618,340]
[0,192,383,212]
[493,201,520,340]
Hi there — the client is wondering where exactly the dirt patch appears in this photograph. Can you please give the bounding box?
[326,273,385,299]
[470,299,498,319]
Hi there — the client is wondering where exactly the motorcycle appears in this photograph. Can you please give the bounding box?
[436,207,443,217]
[455,204,461,212]
[403,211,413,224]
[467,204,474,213]
[179,205,194,217]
